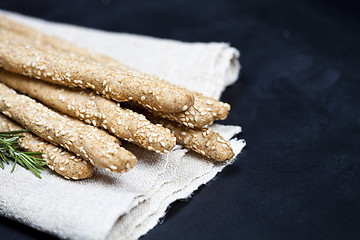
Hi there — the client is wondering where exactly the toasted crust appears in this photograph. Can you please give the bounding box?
[0,114,94,180]
[0,70,176,153]
[0,83,137,173]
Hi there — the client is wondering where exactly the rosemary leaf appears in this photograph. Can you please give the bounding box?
[0,130,46,178]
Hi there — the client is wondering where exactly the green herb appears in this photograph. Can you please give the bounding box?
[0,130,45,178]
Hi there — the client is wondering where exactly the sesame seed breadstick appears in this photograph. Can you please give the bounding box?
[0,18,139,77]
[0,17,139,73]
[0,114,94,180]
[0,28,116,69]
[0,70,176,153]
[143,91,230,129]
[1,17,230,122]
[0,16,120,67]
[149,93,230,129]
[123,103,234,161]
[0,83,137,173]
[0,39,194,113]
[148,116,234,161]
[0,30,229,129]
[192,92,231,121]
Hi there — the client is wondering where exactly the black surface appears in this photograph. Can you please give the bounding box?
[1,0,360,239]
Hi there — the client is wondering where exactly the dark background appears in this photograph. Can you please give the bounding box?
[0,0,359,239]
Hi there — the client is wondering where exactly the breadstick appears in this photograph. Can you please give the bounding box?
[1,17,230,121]
[0,16,120,66]
[0,28,113,68]
[148,115,234,161]
[123,103,233,161]
[192,92,231,121]
[149,92,230,128]
[0,31,228,127]
[0,39,194,113]
[0,17,136,72]
[0,17,230,119]
[0,70,176,153]
[126,94,230,129]
[0,114,94,180]
[0,18,137,76]
[0,83,137,173]
[0,31,229,129]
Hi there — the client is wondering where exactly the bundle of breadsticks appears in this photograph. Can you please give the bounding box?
[0,17,234,180]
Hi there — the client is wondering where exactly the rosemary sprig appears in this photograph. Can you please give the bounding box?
[0,130,46,178]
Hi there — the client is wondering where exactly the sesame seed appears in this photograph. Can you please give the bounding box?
[222,143,229,148]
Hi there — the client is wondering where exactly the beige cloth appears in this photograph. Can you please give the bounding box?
[0,10,245,240]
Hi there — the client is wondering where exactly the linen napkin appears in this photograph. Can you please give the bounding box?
[0,10,246,240]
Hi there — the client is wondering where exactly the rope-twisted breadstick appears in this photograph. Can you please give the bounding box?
[0,114,94,180]
[0,83,137,173]
[0,40,194,113]
[0,70,176,153]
